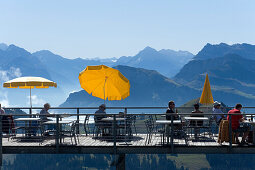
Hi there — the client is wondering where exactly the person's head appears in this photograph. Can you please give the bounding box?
[235,103,242,110]
[168,101,175,109]
[44,103,50,110]
[213,101,221,109]
[194,103,200,110]
[99,104,106,111]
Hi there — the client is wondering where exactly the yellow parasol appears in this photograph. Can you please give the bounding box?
[199,74,214,105]
[3,76,57,108]
[79,65,130,103]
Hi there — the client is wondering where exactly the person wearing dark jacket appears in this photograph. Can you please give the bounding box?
[166,101,179,120]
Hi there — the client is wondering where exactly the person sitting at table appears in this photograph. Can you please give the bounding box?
[190,103,204,126]
[40,103,54,135]
[95,104,107,120]
[40,103,52,121]
[212,101,225,125]
[94,104,110,136]
[0,103,15,135]
[166,101,179,121]
[227,103,249,145]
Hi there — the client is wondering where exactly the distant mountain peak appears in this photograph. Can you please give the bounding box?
[195,42,255,60]
[5,44,31,56]
[142,46,157,52]
[0,43,8,51]
[33,50,55,56]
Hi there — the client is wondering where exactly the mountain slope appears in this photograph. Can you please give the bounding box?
[174,54,255,105]
[60,65,200,107]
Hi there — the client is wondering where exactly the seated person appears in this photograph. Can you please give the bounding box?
[94,104,111,135]
[212,101,225,125]
[94,104,107,121]
[190,103,204,126]
[165,101,182,133]
[1,103,15,135]
[166,101,179,121]
[40,103,54,135]
[227,103,249,145]
[40,103,52,121]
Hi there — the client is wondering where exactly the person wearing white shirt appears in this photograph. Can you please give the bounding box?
[212,101,225,125]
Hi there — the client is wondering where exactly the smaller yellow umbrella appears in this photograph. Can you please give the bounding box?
[3,77,57,108]
[199,74,214,105]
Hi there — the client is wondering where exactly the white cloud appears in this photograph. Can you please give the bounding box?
[0,70,9,82]
[10,67,22,77]
[0,67,22,82]
[0,67,22,107]
[0,91,9,107]
[27,95,46,106]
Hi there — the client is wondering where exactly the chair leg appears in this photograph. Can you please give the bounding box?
[145,133,148,145]
[84,125,88,136]
[134,125,137,135]
[77,134,80,144]
[74,134,77,145]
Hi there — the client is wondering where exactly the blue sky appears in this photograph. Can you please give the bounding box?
[1,0,255,59]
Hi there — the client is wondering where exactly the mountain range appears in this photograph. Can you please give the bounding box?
[0,43,193,107]
[1,42,255,107]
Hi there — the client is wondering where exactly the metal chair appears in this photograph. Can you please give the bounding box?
[60,121,79,145]
[144,120,153,145]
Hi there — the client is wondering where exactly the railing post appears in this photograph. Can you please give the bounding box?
[113,115,117,155]
[76,108,80,134]
[56,115,60,153]
[171,114,174,153]
[0,115,2,167]
[229,114,232,151]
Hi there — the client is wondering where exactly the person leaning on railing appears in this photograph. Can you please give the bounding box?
[227,103,249,145]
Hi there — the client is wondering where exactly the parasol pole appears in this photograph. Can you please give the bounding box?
[30,86,32,114]
[104,78,106,105]
[104,77,108,105]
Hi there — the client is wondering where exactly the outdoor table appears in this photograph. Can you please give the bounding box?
[100,117,126,137]
[101,117,126,121]
[184,117,209,139]
[156,120,182,145]
[14,118,41,136]
[43,120,74,144]
[43,120,74,124]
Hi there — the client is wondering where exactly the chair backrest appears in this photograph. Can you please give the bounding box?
[84,115,90,124]
[71,121,78,133]
[144,120,153,133]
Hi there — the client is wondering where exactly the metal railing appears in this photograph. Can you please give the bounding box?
[1,106,255,156]
[1,107,255,149]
